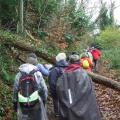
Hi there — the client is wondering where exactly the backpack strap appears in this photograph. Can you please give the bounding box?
[20,69,37,78]
[55,67,64,78]
[29,69,38,75]
[20,71,27,76]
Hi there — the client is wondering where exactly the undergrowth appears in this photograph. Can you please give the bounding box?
[102,47,120,70]
[96,27,120,71]
[0,80,16,119]
[0,44,17,85]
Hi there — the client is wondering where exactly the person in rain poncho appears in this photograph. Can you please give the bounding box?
[13,53,48,120]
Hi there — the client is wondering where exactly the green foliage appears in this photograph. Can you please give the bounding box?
[0,0,18,20]
[0,30,15,41]
[64,33,75,43]
[96,3,114,30]
[0,0,18,31]
[67,0,76,12]
[32,0,60,28]
[0,44,16,84]
[66,33,93,53]
[38,30,48,40]
[70,9,92,36]
[1,67,15,84]
[37,40,60,57]
[0,82,12,117]
[32,0,58,13]
[102,48,120,69]
[96,27,120,70]
[96,27,120,49]
[0,30,23,44]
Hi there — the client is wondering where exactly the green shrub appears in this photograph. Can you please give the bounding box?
[96,27,120,49]
[38,30,48,40]
[102,48,120,69]
[70,9,91,36]
[96,27,120,70]
[64,33,75,43]
[0,82,12,117]
[0,44,16,84]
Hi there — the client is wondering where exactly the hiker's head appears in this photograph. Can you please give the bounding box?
[81,53,88,58]
[66,52,78,61]
[56,53,66,62]
[26,53,38,65]
[69,54,80,64]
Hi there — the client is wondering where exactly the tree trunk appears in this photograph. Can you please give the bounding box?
[0,4,1,27]
[19,0,24,34]
[87,72,120,91]
[3,40,55,64]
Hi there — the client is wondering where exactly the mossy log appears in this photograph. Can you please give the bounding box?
[0,31,55,64]
[87,72,120,91]
[12,41,55,64]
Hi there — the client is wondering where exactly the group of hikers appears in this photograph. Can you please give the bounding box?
[13,46,102,120]
[80,46,101,72]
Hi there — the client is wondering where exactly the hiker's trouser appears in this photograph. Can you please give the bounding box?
[59,116,69,120]
[18,102,41,120]
[51,94,59,116]
[93,59,98,72]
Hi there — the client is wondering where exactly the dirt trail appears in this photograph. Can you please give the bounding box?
[95,63,120,120]
[96,84,120,120]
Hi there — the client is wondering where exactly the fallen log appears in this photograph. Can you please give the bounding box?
[87,72,120,91]
[0,30,55,64]
[16,53,26,63]
[25,30,40,43]
[4,40,55,64]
